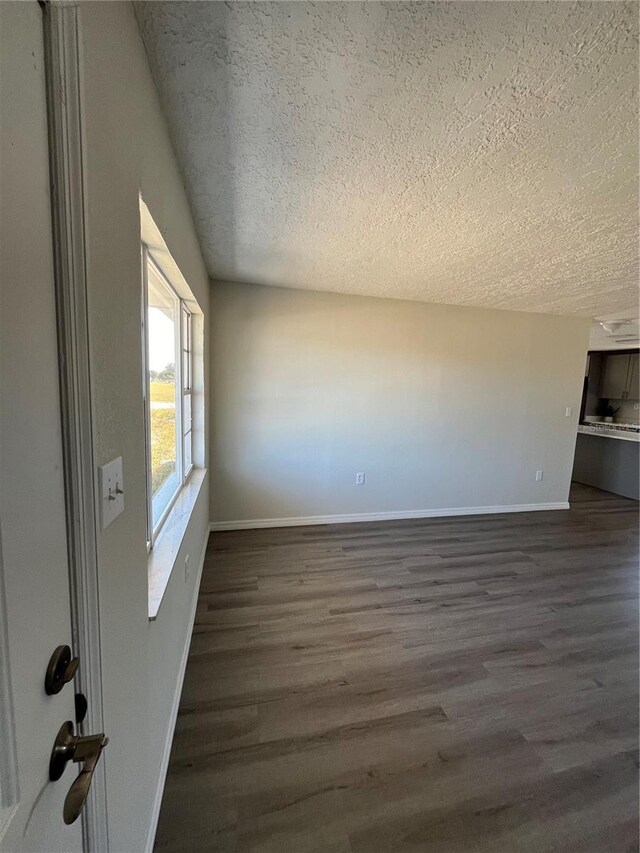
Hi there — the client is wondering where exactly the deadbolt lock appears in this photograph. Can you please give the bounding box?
[45,645,79,695]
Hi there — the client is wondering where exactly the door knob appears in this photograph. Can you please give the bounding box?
[45,645,79,695]
[49,720,108,824]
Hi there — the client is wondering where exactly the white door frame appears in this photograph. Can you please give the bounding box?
[0,533,20,833]
[42,2,108,850]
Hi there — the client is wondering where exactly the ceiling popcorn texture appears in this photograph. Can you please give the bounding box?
[135,1,638,317]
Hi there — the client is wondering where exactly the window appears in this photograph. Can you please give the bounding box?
[182,305,193,474]
[142,247,193,544]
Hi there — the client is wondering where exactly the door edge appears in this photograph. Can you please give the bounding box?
[42,3,109,850]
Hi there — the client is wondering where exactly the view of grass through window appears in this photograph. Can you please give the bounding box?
[149,371,176,493]
[144,249,195,539]
[147,264,178,503]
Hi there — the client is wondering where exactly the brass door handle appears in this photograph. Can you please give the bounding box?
[49,720,108,824]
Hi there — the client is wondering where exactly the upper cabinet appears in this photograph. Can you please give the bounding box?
[627,353,639,400]
[599,352,639,400]
[600,354,631,398]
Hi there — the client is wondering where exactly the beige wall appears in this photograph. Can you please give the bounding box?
[211,282,590,525]
[80,4,209,851]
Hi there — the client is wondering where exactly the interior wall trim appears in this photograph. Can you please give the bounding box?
[0,532,20,837]
[210,502,571,531]
[42,3,108,849]
[144,530,208,853]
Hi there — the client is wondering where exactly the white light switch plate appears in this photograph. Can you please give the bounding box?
[98,456,124,530]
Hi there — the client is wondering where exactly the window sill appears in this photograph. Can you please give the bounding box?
[147,468,206,621]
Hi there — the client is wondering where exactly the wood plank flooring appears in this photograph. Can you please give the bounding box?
[155,484,639,852]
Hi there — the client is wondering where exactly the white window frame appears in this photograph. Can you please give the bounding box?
[141,245,194,548]
[181,304,194,481]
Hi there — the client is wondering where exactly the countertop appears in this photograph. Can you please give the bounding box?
[577,423,640,443]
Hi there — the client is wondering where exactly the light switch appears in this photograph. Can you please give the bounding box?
[565,406,573,417]
[98,456,124,530]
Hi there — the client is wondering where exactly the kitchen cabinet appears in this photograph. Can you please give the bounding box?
[627,353,638,399]
[573,431,639,500]
[599,352,639,400]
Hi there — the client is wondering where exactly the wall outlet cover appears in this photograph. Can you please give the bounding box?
[355,472,365,486]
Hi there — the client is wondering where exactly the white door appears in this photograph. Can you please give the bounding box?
[0,3,97,850]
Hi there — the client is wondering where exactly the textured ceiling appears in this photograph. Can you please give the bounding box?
[135,1,639,317]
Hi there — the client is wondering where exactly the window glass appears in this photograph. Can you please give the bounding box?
[184,430,192,473]
[146,261,180,528]
[181,305,193,477]
[182,307,192,391]
[183,392,192,436]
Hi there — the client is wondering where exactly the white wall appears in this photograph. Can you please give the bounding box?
[211,282,590,525]
[79,4,209,851]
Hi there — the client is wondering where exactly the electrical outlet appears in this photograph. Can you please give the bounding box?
[184,554,190,582]
[355,472,365,486]
[565,406,573,417]
[535,470,544,482]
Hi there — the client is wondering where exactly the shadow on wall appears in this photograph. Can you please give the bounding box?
[209,285,562,522]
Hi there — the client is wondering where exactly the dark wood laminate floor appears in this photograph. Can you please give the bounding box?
[155,484,639,853]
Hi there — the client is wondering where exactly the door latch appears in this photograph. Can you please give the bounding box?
[49,720,108,824]
[74,692,88,725]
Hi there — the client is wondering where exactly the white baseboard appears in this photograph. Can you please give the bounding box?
[210,501,570,531]
[145,530,208,853]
